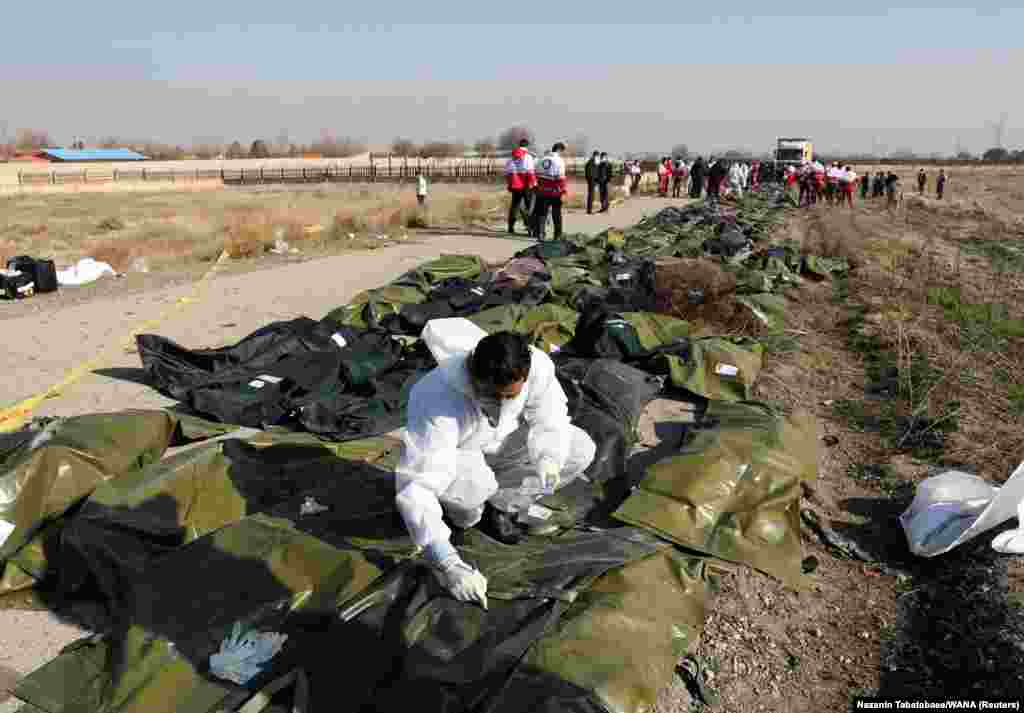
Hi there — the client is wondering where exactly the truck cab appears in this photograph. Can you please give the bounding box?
[772,138,813,178]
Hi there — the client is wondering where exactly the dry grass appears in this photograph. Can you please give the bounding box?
[798,197,1024,480]
[654,258,765,334]
[0,183,507,273]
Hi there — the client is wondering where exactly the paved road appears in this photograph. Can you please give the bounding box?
[0,196,685,709]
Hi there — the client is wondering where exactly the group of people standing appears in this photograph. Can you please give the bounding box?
[504,139,569,239]
[783,160,950,210]
[786,161,861,208]
[915,168,948,200]
[627,156,761,201]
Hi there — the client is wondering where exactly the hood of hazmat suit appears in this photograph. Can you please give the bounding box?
[395,318,573,555]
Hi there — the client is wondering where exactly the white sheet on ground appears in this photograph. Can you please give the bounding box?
[57,258,116,286]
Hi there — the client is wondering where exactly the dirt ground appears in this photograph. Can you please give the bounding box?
[0,195,682,710]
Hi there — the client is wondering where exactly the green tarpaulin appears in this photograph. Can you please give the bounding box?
[613,401,819,589]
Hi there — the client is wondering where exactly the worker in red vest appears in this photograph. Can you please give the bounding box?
[504,139,537,235]
[531,142,568,240]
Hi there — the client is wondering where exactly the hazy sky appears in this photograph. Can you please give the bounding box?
[2,2,1022,155]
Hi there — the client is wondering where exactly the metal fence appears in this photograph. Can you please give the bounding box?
[14,158,601,187]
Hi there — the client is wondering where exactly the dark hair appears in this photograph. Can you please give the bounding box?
[469,332,531,387]
[552,142,566,152]
[519,138,530,147]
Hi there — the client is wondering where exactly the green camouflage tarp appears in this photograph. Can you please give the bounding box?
[1,415,399,601]
[735,293,789,330]
[646,336,764,402]
[803,255,850,279]
[394,253,487,292]
[322,284,428,328]
[0,411,186,596]
[468,304,580,354]
[490,548,711,713]
[15,513,388,713]
[620,312,691,350]
[613,401,819,589]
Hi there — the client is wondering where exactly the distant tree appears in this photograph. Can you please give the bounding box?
[15,128,51,150]
[226,141,246,159]
[310,136,366,158]
[671,144,690,159]
[288,144,300,158]
[723,149,745,159]
[391,138,418,156]
[1013,149,1024,161]
[474,139,496,157]
[567,134,590,157]
[889,149,918,160]
[249,139,270,159]
[497,126,535,152]
[419,141,466,158]
[983,147,1011,161]
[192,143,223,160]
[956,150,974,160]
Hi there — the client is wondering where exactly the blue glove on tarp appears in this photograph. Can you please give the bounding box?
[209,621,289,685]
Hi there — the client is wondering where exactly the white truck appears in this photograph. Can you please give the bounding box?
[774,138,813,171]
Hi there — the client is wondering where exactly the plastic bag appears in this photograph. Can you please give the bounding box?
[900,461,1024,557]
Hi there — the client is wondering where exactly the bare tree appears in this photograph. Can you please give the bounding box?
[391,138,418,157]
[671,144,690,159]
[497,126,535,152]
[14,128,51,151]
[474,139,496,157]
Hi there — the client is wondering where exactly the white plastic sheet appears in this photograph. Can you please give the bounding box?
[900,461,1024,557]
[57,258,115,286]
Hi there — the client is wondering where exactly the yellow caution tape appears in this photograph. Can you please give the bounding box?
[0,250,231,433]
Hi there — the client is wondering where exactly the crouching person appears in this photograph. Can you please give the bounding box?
[395,319,596,608]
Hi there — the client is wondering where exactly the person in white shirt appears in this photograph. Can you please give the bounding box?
[416,173,428,206]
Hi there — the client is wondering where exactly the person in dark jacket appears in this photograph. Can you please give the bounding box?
[584,151,600,214]
[916,168,927,195]
[872,171,885,198]
[706,159,727,203]
[860,167,870,200]
[936,169,947,200]
[688,157,705,198]
[597,152,612,212]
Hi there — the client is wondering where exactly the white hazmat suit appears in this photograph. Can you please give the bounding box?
[395,319,596,602]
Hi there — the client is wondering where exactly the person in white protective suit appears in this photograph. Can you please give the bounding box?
[728,161,744,198]
[395,318,597,609]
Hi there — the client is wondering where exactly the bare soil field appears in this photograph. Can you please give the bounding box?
[651,172,1024,712]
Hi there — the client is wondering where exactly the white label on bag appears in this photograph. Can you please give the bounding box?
[0,520,14,548]
[527,504,554,521]
[248,380,265,389]
[715,364,739,377]
[331,333,348,349]
[257,374,283,384]
[616,272,632,281]
[471,287,485,296]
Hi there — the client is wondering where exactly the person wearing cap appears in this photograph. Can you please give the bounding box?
[504,138,537,234]
[531,142,568,239]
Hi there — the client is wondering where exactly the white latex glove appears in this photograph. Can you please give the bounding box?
[434,554,489,610]
[537,457,561,495]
